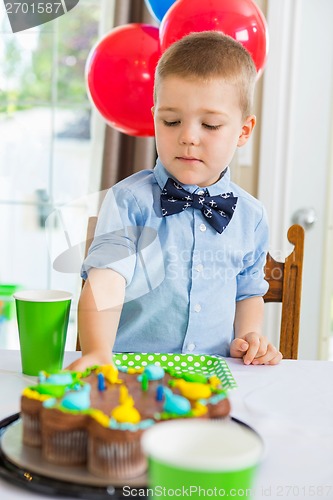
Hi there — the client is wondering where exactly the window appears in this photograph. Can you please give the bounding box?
[0,0,106,348]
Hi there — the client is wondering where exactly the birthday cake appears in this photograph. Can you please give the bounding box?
[21,361,231,479]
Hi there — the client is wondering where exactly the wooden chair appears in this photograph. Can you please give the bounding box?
[77,218,304,359]
[82,216,98,265]
[76,216,98,351]
[263,224,304,360]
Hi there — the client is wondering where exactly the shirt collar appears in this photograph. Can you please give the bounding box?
[153,157,232,196]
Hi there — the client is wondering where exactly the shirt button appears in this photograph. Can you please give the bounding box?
[187,343,196,351]
[194,303,201,312]
[199,223,207,232]
[195,264,204,273]
[197,190,205,195]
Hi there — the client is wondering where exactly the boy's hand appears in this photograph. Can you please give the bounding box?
[230,332,283,365]
[65,352,115,372]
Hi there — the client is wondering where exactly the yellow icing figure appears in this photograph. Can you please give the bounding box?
[192,402,208,417]
[173,379,212,400]
[111,385,141,424]
[89,409,110,428]
[127,367,144,374]
[96,365,121,384]
[209,375,222,389]
[22,388,51,402]
[119,385,133,405]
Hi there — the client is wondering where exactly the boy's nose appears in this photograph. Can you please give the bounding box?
[179,126,200,146]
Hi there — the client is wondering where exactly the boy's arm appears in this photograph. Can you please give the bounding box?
[66,268,126,371]
[230,296,282,365]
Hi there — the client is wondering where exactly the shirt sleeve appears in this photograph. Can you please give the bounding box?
[81,186,143,285]
[236,206,269,301]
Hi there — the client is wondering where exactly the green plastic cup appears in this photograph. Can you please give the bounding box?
[14,290,72,376]
[141,420,264,499]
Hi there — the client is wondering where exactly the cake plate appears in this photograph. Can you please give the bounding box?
[0,355,240,497]
[0,413,141,499]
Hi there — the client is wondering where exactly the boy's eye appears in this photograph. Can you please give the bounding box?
[203,124,221,130]
[163,120,180,127]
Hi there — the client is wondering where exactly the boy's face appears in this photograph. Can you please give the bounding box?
[153,76,255,187]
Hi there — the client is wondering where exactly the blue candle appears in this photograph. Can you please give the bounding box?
[97,373,106,391]
[156,385,164,402]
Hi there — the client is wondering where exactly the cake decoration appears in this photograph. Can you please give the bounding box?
[95,364,121,384]
[111,385,141,424]
[40,372,74,385]
[21,355,233,480]
[142,365,165,381]
[97,373,106,391]
[156,385,164,402]
[61,384,91,411]
[140,372,149,391]
[162,387,191,415]
[170,379,212,400]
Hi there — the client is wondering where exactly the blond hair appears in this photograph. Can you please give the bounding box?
[154,31,257,118]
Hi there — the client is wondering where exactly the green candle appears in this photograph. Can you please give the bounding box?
[141,373,149,391]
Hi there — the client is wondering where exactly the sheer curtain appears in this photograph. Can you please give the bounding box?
[100,0,157,191]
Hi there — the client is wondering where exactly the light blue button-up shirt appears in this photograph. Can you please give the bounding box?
[82,158,269,357]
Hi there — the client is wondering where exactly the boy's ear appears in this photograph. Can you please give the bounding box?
[237,115,256,147]
[151,106,155,116]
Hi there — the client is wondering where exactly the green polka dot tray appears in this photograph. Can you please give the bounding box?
[113,353,237,391]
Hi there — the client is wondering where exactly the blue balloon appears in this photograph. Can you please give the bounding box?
[144,0,176,22]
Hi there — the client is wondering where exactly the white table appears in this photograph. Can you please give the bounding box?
[0,350,333,499]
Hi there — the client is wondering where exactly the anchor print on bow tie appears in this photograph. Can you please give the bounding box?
[4,0,80,33]
[161,178,238,234]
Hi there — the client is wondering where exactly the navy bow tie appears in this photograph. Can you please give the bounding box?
[161,178,238,234]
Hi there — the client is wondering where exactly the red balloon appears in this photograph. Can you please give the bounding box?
[86,24,161,136]
[159,0,268,76]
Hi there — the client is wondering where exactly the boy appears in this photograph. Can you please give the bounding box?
[68,32,282,372]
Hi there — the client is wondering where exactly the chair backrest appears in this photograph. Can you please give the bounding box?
[83,216,98,262]
[78,218,304,359]
[263,224,305,360]
[76,216,98,351]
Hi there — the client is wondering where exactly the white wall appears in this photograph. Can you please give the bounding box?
[259,0,333,359]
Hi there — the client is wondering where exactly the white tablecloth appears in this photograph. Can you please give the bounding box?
[0,350,332,499]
